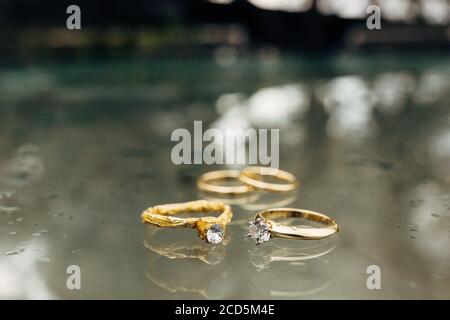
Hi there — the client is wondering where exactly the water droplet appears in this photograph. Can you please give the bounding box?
[53,212,64,218]
[16,217,24,222]
[7,221,14,225]
[431,213,440,218]
[0,191,14,199]
[0,205,20,213]
[38,230,48,234]
[32,232,42,237]
[9,231,17,236]
[4,246,25,255]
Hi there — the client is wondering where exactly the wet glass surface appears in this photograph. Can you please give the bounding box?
[0,54,449,299]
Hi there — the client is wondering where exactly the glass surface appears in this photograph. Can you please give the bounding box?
[0,54,449,299]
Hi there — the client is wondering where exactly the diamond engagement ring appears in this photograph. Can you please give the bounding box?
[248,208,340,244]
[141,200,233,244]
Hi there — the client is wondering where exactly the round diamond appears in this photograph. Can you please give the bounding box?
[248,218,271,244]
[206,224,224,244]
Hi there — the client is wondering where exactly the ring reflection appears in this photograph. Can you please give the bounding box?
[247,237,337,298]
[143,226,231,298]
[248,237,336,271]
[145,254,230,299]
[143,225,229,265]
[198,191,261,206]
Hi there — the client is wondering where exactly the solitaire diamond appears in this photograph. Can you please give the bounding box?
[206,224,224,244]
[249,218,271,244]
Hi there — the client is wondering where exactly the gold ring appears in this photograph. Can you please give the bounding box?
[197,170,254,195]
[141,200,232,244]
[239,166,298,192]
[248,208,340,244]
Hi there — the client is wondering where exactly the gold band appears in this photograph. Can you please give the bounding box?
[239,166,298,192]
[197,170,254,195]
[249,208,339,244]
[141,200,233,244]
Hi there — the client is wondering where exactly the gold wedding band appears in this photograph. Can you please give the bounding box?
[197,170,254,195]
[141,200,232,244]
[248,208,339,244]
[239,166,298,192]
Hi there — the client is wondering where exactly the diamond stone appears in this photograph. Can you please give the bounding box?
[248,218,271,244]
[206,224,224,244]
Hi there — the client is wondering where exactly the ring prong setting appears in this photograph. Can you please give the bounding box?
[248,217,271,245]
[205,223,224,244]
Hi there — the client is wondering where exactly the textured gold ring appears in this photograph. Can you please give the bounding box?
[141,200,232,244]
[239,166,298,192]
[248,208,339,244]
[197,170,254,195]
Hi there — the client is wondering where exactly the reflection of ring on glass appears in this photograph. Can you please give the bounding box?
[143,226,227,265]
[145,253,229,299]
[249,208,340,244]
[239,166,298,192]
[141,200,232,244]
[238,191,297,211]
[197,170,254,195]
[249,238,336,271]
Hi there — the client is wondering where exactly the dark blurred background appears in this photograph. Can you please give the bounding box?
[0,0,449,61]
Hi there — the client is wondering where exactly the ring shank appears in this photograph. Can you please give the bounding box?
[239,167,298,192]
[197,170,253,195]
[257,208,340,240]
[141,200,233,228]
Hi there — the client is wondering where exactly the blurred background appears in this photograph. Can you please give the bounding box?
[0,0,449,299]
[0,0,449,59]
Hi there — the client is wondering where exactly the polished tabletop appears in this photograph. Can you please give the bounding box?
[0,54,449,299]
